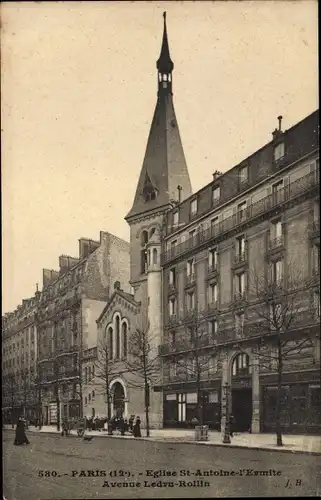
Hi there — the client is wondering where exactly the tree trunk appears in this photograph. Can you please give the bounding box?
[197,375,203,425]
[276,339,283,447]
[144,382,150,437]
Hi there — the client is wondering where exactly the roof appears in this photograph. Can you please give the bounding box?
[96,289,140,324]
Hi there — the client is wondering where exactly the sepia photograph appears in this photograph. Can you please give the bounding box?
[1,1,320,498]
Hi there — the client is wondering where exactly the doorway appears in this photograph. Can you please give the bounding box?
[112,382,125,418]
[232,388,252,432]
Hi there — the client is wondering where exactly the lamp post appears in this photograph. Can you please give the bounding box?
[222,381,231,444]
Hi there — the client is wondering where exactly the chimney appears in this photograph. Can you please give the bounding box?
[272,115,283,140]
[212,170,222,181]
[177,185,182,203]
[114,281,121,291]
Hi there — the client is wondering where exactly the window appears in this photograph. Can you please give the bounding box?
[189,229,196,240]
[85,397,88,405]
[273,142,285,161]
[208,248,218,270]
[108,327,113,360]
[169,297,176,316]
[170,331,176,346]
[270,303,282,330]
[173,211,179,227]
[235,312,244,334]
[169,360,177,379]
[208,356,217,375]
[271,259,283,285]
[236,235,246,257]
[178,393,186,422]
[186,291,195,311]
[272,180,284,204]
[140,230,148,274]
[187,259,195,277]
[92,390,95,400]
[115,316,120,358]
[232,353,250,376]
[88,393,91,402]
[212,186,220,204]
[236,272,246,297]
[237,201,247,222]
[208,283,218,304]
[122,322,128,358]
[208,319,218,337]
[92,365,95,379]
[169,268,176,286]
[271,219,283,242]
[152,248,158,265]
[85,367,88,384]
[239,166,248,184]
[170,240,178,256]
[190,199,198,216]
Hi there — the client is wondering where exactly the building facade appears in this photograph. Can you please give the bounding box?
[92,13,193,428]
[36,231,130,425]
[158,110,320,434]
[2,293,40,424]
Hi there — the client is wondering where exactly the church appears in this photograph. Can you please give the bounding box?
[93,12,192,428]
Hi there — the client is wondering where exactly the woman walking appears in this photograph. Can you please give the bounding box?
[14,416,30,445]
[133,416,141,438]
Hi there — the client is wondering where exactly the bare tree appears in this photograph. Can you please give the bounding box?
[2,373,18,427]
[124,323,160,437]
[91,338,117,421]
[171,308,216,427]
[239,264,318,446]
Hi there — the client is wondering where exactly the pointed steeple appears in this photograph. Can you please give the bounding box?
[125,13,192,222]
[157,12,174,74]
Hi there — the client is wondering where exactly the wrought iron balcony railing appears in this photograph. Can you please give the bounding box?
[234,251,247,265]
[162,171,318,264]
[268,235,284,250]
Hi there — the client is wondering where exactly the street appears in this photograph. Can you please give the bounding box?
[3,430,320,499]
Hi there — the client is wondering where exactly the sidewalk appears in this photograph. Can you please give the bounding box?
[3,425,321,455]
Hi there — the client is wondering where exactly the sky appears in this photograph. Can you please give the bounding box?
[1,1,318,314]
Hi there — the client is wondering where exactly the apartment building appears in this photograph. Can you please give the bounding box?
[2,293,40,424]
[158,110,320,434]
[36,231,130,425]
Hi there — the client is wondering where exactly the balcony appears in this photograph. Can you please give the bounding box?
[54,345,80,357]
[162,171,318,265]
[207,301,219,313]
[58,369,79,380]
[159,335,216,356]
[168,283,177,295]
[185,273,196,287]
[268,235,284,251]
[233,251,247,269]
[208,264,218,277]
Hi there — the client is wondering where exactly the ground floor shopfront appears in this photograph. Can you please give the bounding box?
[160,369,320,435]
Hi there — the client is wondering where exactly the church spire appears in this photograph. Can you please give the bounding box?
[156,12,174,95]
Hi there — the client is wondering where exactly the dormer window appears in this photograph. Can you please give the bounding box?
[190,198,198,216]
[273,142,285,161]
[239,165,248,184]
[212,186,220,205]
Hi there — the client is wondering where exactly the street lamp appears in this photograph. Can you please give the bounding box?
[222,381,231,444]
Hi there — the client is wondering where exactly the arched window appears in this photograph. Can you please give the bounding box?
[140,231,148,274]
[115,316,120,358]
[122,322,128,358]
[232,353,251,377]
[108,327,113,359]
[149,227,156,239]
[153,248,158,264]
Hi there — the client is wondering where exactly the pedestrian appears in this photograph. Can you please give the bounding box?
[14,416,30,445]
[128,414,135,432]
[124,419,129,434]
[133,416,141,438]
[229,414,235,437]
[119,417,125,436]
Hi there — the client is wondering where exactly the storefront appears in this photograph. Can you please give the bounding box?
[260,371,321,434]
[163,383,221,429]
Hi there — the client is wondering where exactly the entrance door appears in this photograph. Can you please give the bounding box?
[113,382,125,418]
[232,388,252,432]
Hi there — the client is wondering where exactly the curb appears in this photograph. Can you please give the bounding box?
[3,428,320,456]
